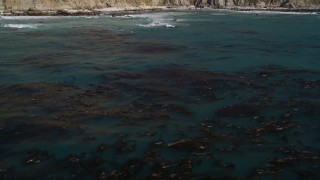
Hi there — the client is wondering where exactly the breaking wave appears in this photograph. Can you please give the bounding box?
[237,10,319,15]
[3,24,39,29]
[138,22,175,28]
[133,12,183,28]
[1,16,56,20]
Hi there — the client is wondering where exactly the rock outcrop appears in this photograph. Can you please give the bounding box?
[2,0,193,11]
[0,0,4,10]
[0,0,319,12]
[204,0,320,8]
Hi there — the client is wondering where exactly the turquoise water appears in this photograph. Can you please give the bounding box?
[0,10,320,179]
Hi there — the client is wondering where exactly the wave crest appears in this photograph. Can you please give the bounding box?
[138,22,175,28]
[3,24,39,29]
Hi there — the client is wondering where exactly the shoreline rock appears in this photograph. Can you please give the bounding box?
[227,6,320,12]
[1,5,319,16]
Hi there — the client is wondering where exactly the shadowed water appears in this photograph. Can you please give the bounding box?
[0,10,320,179]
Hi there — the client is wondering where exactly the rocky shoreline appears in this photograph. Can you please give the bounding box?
[229,6,320,13]
[1,5,320,16]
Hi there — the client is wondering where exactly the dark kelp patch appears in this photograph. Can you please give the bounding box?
[0,66,319,179]
[217,104,259,118]
[128,43,184,55]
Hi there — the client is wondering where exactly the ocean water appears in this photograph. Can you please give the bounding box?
[0,10,319,179]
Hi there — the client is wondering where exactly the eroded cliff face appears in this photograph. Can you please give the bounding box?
[222,0,320,8]
[0,0,4,10]
[3,0,193,10]
[1,0,319,11]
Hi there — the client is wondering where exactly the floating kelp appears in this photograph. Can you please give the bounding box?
[109,159,144,178]
[216,104,260,118]
[0,66,319,179]
[25,149,54,165]
[0,123,70,144]
[63,153,104,178]
[68,29,133,47]
[100,68,245,104]
[22,52,75,68]
[251,146,320,179]
[129,43,184,55]
[0,167,17,179]
[1,10,320,179]
[115,136,137,154]
[168,139,208,152]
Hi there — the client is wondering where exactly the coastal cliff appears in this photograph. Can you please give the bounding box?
[1,0,192,11]
[0,0,319,14]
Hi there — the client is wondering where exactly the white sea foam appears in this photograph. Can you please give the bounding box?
[3,24,39,29]
[138,22,175,28]
[211,13,226,16]
[133,12,183,28]
[83,16,100,19]
[165,24,175,28]
[114,15,134,18]
[1,16,57,20]
[236,10,318,15]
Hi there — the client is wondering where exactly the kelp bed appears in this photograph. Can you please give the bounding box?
[0,66,319,179]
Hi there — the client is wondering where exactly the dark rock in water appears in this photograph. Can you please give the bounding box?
[55,9,100,16]
[110,12,134,17]
[216,104,259,118]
